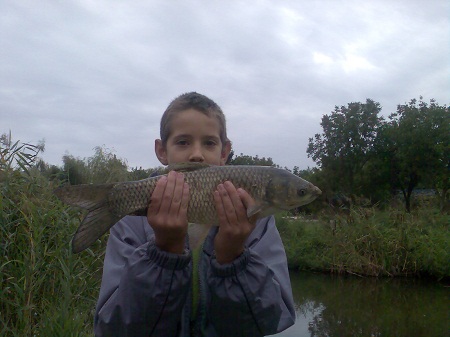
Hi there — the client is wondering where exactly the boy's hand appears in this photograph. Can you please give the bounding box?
[213,181,257,264]
[147,171,190,254]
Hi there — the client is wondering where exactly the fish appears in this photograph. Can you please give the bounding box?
[54,163,322,253]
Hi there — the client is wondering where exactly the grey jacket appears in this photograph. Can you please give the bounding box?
[94,215,295,337]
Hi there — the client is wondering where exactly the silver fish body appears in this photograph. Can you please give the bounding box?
[55,164,321,253]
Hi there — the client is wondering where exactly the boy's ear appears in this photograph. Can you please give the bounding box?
[155,139,168,165]
[220,141,232,165]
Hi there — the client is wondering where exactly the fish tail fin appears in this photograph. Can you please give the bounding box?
[72,205,121,253]
[54,184,120,253]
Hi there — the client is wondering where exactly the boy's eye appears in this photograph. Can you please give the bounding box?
[176,140,188,146]
[204,139,218,147]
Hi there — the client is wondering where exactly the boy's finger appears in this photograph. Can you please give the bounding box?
[237,188,256,211]
[237,188,258,224]
[214,189,228,224]
[179,182,190,218]
[158,171,177,214]
[217,183,239,224]
[169,172,186,214]
[148,175,168,213]
[223,181,248,222]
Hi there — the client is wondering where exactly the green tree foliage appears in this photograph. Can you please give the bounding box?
[60,146,129,185]
[87,146,128,183]
[307,99,384,195]
[128,166,152,180]
[62,154,88,185]
[229,152,278,167]
[375,98,449,212]
[36,159,65,181]
[127,166,165,180]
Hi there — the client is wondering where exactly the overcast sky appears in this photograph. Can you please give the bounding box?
[2,0,448,170]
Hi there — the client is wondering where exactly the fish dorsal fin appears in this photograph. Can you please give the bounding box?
[165,162,211,173]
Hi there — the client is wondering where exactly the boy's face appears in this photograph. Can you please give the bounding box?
[155,108,231,166]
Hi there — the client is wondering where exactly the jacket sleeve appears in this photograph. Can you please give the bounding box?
[206,216,295,337]
[94,216,191,337]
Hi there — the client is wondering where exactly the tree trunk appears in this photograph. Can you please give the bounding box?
[402,173,418,213]
[402,189,411,213]
[435,186,449,213]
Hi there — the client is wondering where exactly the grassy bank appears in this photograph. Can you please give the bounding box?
[277,208,449,279]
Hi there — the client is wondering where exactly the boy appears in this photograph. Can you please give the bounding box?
[94,92,295,337]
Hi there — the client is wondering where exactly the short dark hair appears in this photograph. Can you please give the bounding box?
[160,92,228,147]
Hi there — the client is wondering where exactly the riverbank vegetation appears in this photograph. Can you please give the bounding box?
[276,209,449,279]
[0,138,104,335]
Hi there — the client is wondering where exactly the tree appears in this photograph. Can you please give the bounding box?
[61,146,129,185]
[307,99,384,195]
[62,154,88,185]
[378,98,449,212]
[229,152,278,167]
[127,166,164,181]
[87,146,128,183]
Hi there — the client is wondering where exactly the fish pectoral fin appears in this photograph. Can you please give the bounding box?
[165,162,211,173]
[188,223,212,251]
[247,202,278,219]
[246,202,270,218]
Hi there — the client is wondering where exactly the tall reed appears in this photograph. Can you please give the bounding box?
[1,137,105,336]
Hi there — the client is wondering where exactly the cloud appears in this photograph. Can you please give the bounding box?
[1,0,448,170]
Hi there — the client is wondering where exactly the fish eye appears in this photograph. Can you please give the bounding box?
[297,189,306,197]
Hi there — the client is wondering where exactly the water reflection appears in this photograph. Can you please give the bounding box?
[275,272,448,337]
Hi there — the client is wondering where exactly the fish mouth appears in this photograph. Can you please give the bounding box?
[313,186,322,196]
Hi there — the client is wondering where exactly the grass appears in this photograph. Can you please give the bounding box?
[1,170,105,336]
[277,207,449,279]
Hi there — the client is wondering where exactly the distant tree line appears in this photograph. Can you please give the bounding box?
[34,145,164,185]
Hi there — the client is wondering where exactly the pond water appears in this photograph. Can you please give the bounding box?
[274,272,449,337]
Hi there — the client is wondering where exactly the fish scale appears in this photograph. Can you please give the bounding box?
[54,163,321,253]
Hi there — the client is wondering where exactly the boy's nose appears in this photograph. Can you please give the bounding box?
[189,145,204,162]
